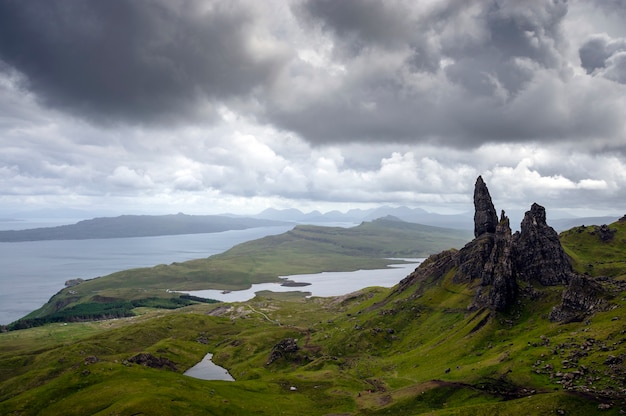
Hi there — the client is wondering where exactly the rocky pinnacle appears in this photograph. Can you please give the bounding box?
[473,176,498,238]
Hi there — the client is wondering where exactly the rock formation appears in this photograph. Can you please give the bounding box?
[473,211,517,311]
[473,176,498,238]
[127,353,178,371]
[549,275,607,323]
[513,203,572,286]
[401,176,597,317]
[266,338,299,365]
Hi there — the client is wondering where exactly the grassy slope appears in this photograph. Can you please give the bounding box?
[560,219,626,279]
[19,219,470,324]
[1,220,624,414]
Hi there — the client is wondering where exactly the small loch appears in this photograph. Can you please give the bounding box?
[184,353,234,381]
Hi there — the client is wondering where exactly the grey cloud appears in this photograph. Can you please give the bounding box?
[579,34,626,84]
[270,0,592,148]
[1,0,624,156]
[443,0,568,96]
[296,0,413,53]
[0,0,286,125]
[603,52,626,83]
[579,34,626,72]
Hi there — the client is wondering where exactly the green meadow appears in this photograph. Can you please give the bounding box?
[1,218,624,414]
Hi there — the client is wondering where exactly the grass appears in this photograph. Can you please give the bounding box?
[0,219,624,414]
[560,219,626,278]
[1,282,624,415]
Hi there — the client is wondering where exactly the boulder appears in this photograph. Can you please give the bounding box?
[266,338,299,365]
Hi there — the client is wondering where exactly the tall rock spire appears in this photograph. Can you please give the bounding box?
[513,203,572,286]
[473,176,498,238]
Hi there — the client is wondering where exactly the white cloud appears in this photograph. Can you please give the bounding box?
[107,166,154,190]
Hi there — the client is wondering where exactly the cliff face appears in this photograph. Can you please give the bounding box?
[404,176,598,317]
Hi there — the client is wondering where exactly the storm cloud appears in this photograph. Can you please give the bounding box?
[0,0,625,218]
[0,0,287,124]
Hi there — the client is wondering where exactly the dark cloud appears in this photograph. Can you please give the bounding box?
[296,0,413,54]
[0,0,286,125]
[579,34,626,83]
[443,0,567,96]
[269,0,595,147]
[0,0,624,155]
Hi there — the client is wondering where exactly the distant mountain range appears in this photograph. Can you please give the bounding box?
[250,206,474,230]
[249,206,618,232]
[0,214,290,242]
[0,207,618,242]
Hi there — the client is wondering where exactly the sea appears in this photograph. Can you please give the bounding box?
[0,219,421,325]
[0,219,294,325]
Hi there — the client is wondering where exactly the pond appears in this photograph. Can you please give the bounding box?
[184,353,234,381]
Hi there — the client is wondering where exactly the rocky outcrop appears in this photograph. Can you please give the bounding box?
[549,275,607,323]
[473,176,498,238]
[473,211,517,311]
[513,203,572,286]
[266,338,299,365]
[593,224,616,242]
[397,249,457,293]
[127,353,178,371]
[401,176,593,315]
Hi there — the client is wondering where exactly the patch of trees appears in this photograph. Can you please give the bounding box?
[7,296,219,330]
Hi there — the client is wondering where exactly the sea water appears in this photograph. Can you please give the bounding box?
[0,223,294,324]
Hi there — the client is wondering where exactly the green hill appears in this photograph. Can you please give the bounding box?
[0,214,624,414]
[8,218,471,329]
[560,218,626,279]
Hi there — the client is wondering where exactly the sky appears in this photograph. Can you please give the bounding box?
[0,0,625,220]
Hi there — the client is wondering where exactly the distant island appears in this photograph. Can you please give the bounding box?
[0,213,290,242]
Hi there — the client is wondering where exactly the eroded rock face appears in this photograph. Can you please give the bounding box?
[400,176,586,314]
[454,234,495,285]
[549,275,606,323]
[473,176,498,238]
[513,203,572,286]
[397,249,457,294]
[476,211,517,311]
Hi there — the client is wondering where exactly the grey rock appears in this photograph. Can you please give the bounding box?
[473,176,498,238]
[398,176,601,317]
[513,203,572,286]
[266,338,299,365]
[549,275,607,323]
